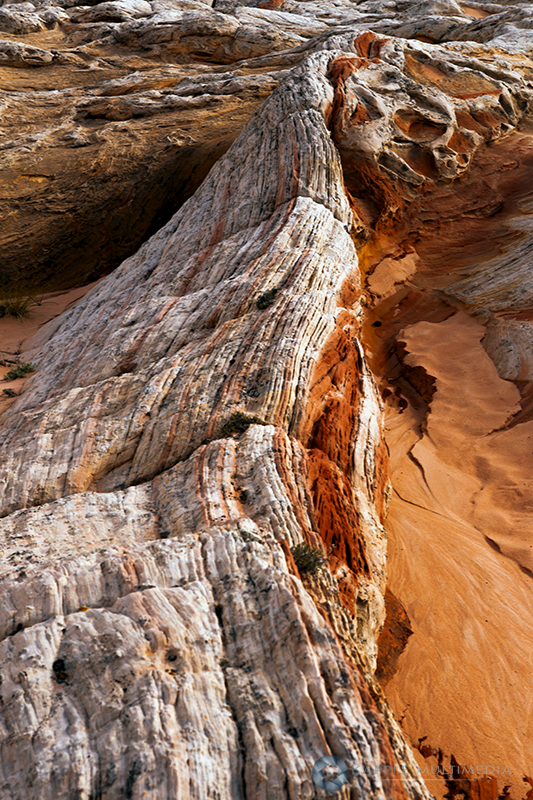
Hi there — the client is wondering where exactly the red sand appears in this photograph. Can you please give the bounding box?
[461,5,491,19]
[0,283,98,416]
[384,312,533,798]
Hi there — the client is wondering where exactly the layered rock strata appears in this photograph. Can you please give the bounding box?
[2,0,533,292]
[1,0,533,798]
[0,38,426,800]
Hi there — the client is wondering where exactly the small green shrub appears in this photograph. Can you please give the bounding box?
[291,542,327,575]
[256,287,279,310]
[2,388,18,398]
[3,362,35,381]
[216,411,267,438]
[0,296,37,319]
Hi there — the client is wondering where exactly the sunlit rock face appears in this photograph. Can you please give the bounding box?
[1,0,533,798]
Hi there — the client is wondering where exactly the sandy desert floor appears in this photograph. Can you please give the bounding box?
[383,313,533,799]
[0,282,99,416]
[362,129,533,798]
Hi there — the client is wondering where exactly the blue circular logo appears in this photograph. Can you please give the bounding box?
[312,755,349,792]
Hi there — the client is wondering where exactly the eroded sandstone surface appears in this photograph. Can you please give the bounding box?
[1,0,533,798]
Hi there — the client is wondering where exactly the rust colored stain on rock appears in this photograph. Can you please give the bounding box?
[298,307,380,610]
[403,53,501,99]
[304,325,361,476]
[308,448,370,578]
[354,30,390,60]
[327,35,390,139]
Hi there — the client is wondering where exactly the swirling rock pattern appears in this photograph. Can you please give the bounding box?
[1,0,533,798]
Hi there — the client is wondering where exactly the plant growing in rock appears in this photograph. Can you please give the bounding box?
[2,388,18,398]
[3,362,35,381]
[291,542,327,575]
[216,411,267,438]
[256,287,279,310]
[0,296,38,319]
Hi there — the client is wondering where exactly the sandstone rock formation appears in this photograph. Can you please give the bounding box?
[1,0,533,798]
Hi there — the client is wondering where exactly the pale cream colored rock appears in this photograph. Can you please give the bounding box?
[111,9,308,59]
[1,1,533,798]
[0,27,441,797]
[0,38,55,64]
[0,3,46,31]
[0,428,428,799]
[233,6,329,37]
[69,0,153,21]
[0,52,349,510]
